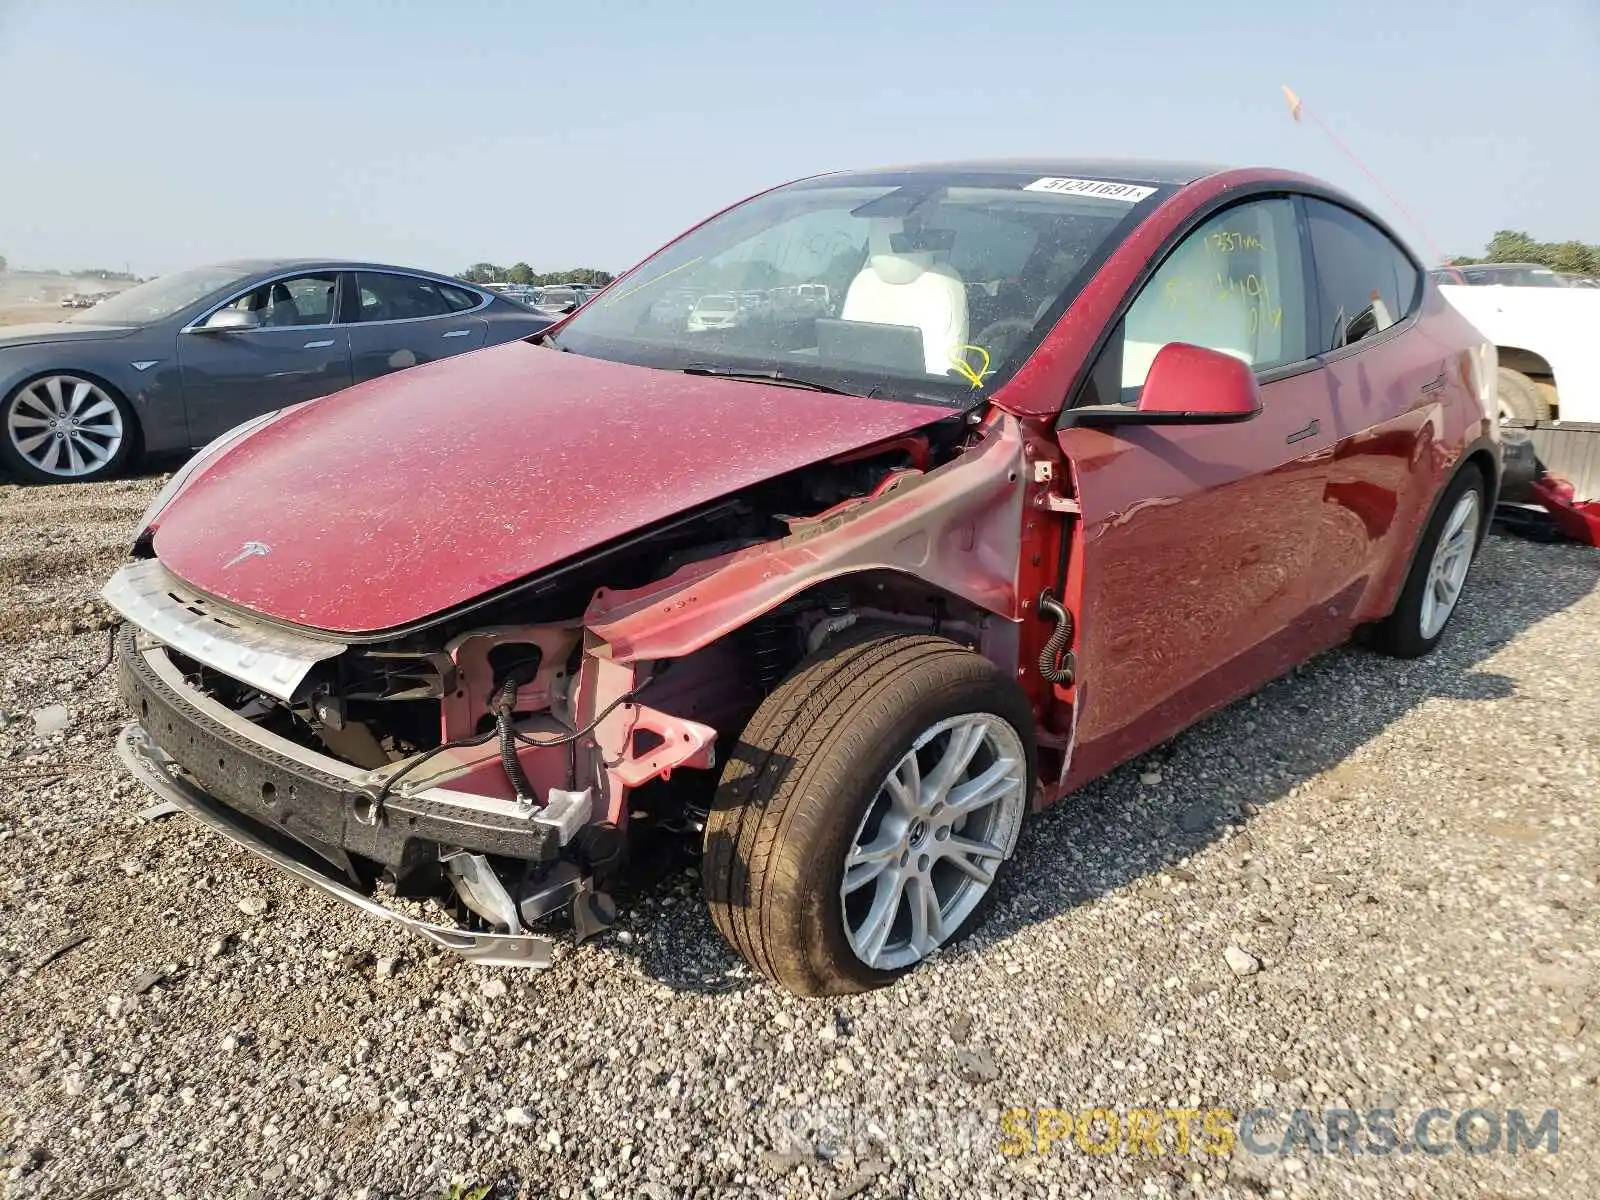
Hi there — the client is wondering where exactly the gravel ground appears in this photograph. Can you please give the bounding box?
[0,472,1596,1200]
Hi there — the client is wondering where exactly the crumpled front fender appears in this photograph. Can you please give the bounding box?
[583,415,1029,664]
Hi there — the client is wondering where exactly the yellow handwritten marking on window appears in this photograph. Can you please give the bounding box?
[1160,268,1281,345]
[1164,277,1200,308]
[950,344,991,389]
[1208,231,1266,253]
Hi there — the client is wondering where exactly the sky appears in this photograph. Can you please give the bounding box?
[1,0,1595,278]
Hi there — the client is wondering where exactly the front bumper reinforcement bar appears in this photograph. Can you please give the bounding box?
[117,723,555,968]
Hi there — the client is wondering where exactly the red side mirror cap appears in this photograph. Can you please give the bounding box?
[1138,342,1262,419]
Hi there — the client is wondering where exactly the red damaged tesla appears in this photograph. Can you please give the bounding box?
[105,160,1499,996]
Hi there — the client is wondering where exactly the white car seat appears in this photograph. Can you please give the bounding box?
[841,218,968,375]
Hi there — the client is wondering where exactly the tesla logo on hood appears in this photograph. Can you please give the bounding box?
[223,541,271,569]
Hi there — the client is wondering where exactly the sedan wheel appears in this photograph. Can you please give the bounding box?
[841,715,1026,971]
[1418,489,1480,640]
[3,375,130,482]
[1368,466,1486,658]
[704,631,1036,996]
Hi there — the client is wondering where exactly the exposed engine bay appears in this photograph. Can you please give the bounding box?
[109,413,1048,959]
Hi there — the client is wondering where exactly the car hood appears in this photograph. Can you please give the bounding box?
[0,322,141,348]
[151,340,949,635]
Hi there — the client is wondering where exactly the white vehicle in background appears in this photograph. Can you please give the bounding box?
[1436,274,1600,509]
[1436,279,1600,424]
[687,293,739,331]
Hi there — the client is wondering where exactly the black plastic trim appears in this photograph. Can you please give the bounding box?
[1059,404,1261,429]
[116,626,557,874]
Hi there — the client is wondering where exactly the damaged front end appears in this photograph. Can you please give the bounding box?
[104,413,1034,967]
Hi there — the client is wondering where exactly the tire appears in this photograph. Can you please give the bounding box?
[0,373,136,484]
[703,631,1037,997]
[1496,367,1552,423]
[1368,465,1486,658]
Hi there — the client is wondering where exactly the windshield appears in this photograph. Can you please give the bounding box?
[67,265,248,325]
[553,170,1167,405]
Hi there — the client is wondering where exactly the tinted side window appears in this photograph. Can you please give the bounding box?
[439,283,482,312]
[355,273,457,322]
[1113,197,1309,400]
[1305,199,1420,352]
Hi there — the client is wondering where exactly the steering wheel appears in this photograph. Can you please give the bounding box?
[972,317,1034,362]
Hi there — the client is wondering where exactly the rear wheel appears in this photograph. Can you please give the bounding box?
[1368,467,1485,658]
[1496,367,1552,423]
[703,632,1036,996]
[1,373,135,483]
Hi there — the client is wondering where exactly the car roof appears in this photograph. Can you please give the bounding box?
[205,258,473,283]
[828,158,1232,186]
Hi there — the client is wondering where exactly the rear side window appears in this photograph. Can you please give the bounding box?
[440,283,482,311]
[1305,200,1420,352]
[355,273,469,322]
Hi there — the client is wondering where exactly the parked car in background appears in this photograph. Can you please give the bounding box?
[646,292,696,326]
[533,285,596,314]
[1,260,554,483]
[687,292,740,330]
[1451,262,1572,288]
[1438,276,1600,501]
[106,159,1499,997]
[1436,278,1600,424]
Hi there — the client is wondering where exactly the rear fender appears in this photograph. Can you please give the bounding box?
[1374,431,1501,621]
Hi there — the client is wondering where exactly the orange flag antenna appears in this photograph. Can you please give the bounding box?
[1281,85,1447,265]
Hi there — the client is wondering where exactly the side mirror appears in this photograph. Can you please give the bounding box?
[1065,342,1263,428]
[197,308,261,332]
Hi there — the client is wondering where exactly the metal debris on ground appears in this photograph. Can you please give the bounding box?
[31,704,70,736]
[137,800,181,822]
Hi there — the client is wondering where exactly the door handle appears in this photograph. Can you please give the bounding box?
[442,329,472,339]
[1285,418,1321,445]
[303,338,335,349]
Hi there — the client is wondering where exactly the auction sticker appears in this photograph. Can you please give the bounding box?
[1023,177,1157,203]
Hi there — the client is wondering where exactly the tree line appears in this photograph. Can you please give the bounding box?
[456,263,615,286]
[1450,230,1600,276]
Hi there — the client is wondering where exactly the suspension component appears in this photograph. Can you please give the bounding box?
[747,613,791,691]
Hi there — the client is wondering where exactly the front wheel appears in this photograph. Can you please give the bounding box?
[1,373,135,483]
[1368,466,1486,658]
[703,632,1036,996]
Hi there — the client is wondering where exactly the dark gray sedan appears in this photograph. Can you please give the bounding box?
[0,259,554,483]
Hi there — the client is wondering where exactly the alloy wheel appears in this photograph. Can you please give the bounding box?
[1419,489,1480,639]
[840,713,1026,971]
[6,375,125,479]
